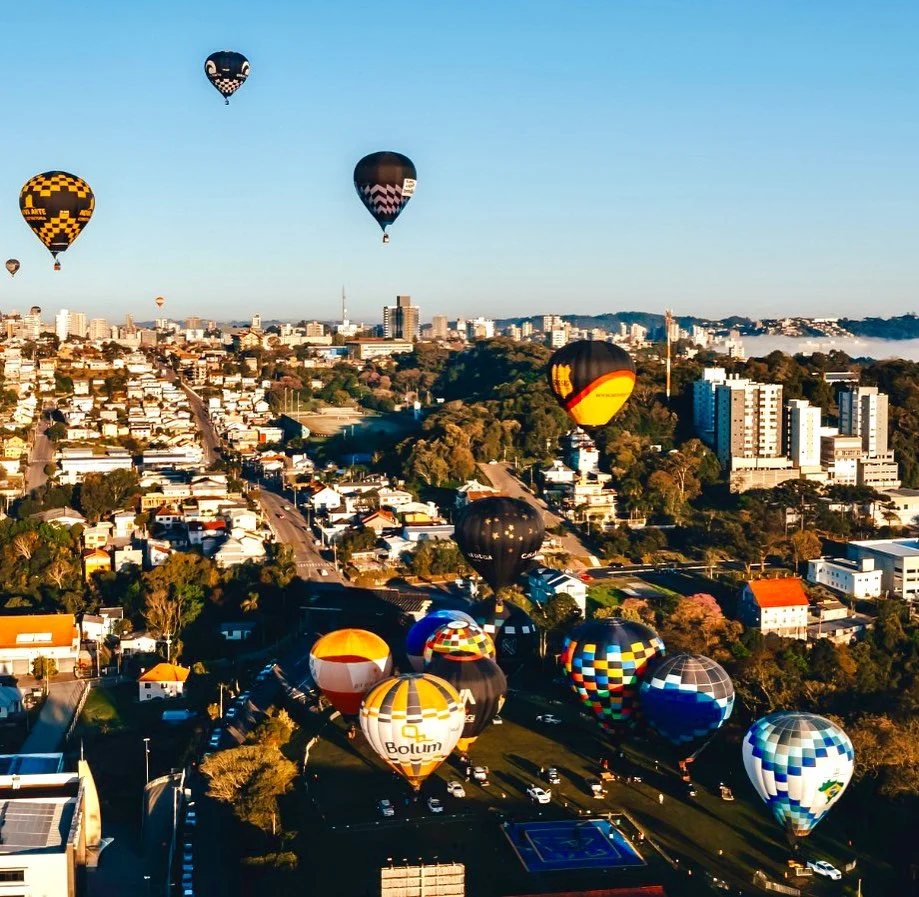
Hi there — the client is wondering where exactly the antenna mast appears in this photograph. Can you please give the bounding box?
[665,308,674,400]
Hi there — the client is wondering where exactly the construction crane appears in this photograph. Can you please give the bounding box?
[664,308,674,400]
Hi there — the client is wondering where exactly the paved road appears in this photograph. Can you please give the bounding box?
[21,678,87,753]
[257,488,342,583]
[25,414,53,493]
[180,381,220,467]
[478,462,597,567]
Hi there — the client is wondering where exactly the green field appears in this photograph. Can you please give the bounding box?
[289,689,887,896]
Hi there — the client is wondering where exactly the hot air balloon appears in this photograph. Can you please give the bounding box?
[422,619,496,668]
[743,711,854,841]
[155,296,165,309]
[470,596,538,675]
[20,172,95,271]
[204,51,250,104]
[454,497,544,595]
[639,654,734,753]
[427,655,507,754]
[561,618,665,731]
[405,609,477,673]
[308,629,392,716]
[548,340,636,429]
[353,151,417,243]
[29,306,41,316]
[5,260,19,278]
[360,673,464,791]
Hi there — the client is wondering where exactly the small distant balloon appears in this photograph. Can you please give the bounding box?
[204,51,250,104]
[29,306,41,316]
[5,260,19,277]
[155,296,165,309]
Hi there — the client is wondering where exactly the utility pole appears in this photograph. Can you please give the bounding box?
[143,737,150,784]
[664,308,674,401]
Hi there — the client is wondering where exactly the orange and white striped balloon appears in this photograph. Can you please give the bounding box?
[309,629,392,716]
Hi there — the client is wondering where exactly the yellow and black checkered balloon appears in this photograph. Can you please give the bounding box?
[19,171,94,269]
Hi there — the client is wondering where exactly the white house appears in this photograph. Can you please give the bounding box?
[213,533,267,568]
[138,662,189,701]
[31,507,88,529]
[0,614,80,675]
[526,566,587,616]
[306,484,342,511]
[807,557,883,599]
[738,578,809,641]
[120,632,158,655]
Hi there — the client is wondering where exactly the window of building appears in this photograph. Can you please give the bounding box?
[144,683,151,689]
[0,870,25,882]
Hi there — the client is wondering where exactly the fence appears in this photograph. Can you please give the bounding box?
[753,870,801,895]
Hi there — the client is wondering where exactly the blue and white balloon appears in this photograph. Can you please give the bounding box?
[639,653,734,748]
[405,609,476,672]
[742,711,854,839]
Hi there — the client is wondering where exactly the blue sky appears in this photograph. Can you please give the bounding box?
[0,1,917,323]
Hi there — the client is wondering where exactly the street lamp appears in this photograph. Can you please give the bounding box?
[143,875,151,897]
[143,737,150,784]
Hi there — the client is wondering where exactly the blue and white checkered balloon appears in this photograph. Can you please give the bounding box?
[742,711,854,838]
[639,653,734,747]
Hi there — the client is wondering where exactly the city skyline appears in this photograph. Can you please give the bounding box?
[1,2,917,320]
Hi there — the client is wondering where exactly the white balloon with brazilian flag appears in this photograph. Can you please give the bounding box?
[360,673,464,791]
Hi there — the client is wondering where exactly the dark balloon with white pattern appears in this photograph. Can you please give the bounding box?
[204,51,250,104]
[353,151,417,242]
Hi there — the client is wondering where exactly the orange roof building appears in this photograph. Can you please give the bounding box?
[138,663,190,701]
[740,577,810,641]
[0,613,80,675]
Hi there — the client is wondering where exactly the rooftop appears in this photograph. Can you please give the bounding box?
[0,797,76,853]
[852,539,919,559]
[0,614,77,650]
[138,663,190,684]
[745,578,809,608]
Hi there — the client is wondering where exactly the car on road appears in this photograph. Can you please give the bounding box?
[684,782,697,798]
[446,781,466,798]
[183,848,193,863]
[185,810,197,827]
[377,799,395,818]
[527,785,552,804]
[579,573,594,582]
[536,713,562,725]
[284,505,292,511]
[225,707,237,719]
[492,715,503,725]
[319,568,329,576]
[427,797,444,814]
[236,691,250,704]
[807,861,842,881]
[546,767,561,785]
[471,766,489,784]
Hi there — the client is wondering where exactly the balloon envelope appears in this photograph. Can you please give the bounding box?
[454,497,544,594]
[360,673,464,791]
[470,597,538,674]
[427,655,507,754]
[639,653,734,748]
[353,151,417,235]
[5,260,19,277]
[548,340,636,428]
[20,172,94,266]
[155,296,165,308]
[309,629,392,716]
[405,609,477,673]
[742,711,854,839]
[423,620,495,667]
[204,50,250,101]
[561,618,665,730]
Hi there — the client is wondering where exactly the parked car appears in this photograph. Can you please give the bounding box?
[377,799,395,818]
[536,714,562,725]
[236,691,250,704]
[807,861,842,881]
[546,767,561,785]
[471,766,489,784]
[492,715,503,725]
[427,797,444,814]
[527,785,552,804]
[225,707,237,719]
[446,781,466,798]
[319,569,329,577]
[185,810,197,827]
[183,848,193,863]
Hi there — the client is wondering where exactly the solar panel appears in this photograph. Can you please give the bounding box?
[0,800,74,851]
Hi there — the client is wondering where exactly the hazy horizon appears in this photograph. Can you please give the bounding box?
[1,1,917,321]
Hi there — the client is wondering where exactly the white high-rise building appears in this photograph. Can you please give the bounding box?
[787,399,821,470]
[88,318,110,341]
[715,378,783,468]
[839,386,888,457]
[542,315,564,332]
[692,368,727,445]
[55,309,70,342]
[69,312,87,339]
[431,315,449,340]
[251,313,262,331]
[466,317,495,340]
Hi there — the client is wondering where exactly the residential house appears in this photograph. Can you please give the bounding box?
[119,632,158,655]
[82,548,112,581]
[526,566,588,616]
[738,578,809,640]
[306,483,342,512]
[360,510,399,533]
[113,547,144,572]
[402,523,454,543]
[0,685,23,718]
[213,534,267,568]
[82,523,114,550]
[31,507,87,529]
[455,479,499,509]
[0,613,80,675]
[138,662,190,701]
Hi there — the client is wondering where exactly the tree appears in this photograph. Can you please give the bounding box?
[846,715,919,798]
[75,469,139,522]
[32,656,58,680]
[202,745,297,833]
[788,530,823,568]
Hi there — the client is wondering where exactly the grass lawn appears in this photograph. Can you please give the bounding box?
[283,688,892,896]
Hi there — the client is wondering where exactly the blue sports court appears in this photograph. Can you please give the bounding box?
[503,818,647,872]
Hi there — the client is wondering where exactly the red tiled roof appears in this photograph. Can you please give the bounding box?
[746,577,809,608]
